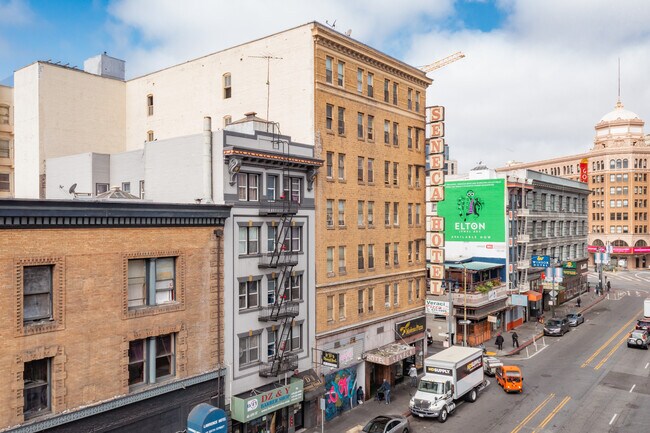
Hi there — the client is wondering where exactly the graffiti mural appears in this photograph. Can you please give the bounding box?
[324,365,357,421]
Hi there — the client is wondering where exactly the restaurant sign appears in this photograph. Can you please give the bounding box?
[231,379,303,422]
[321,351,339,368]
[395,316,426,338]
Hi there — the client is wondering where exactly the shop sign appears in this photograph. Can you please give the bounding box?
[531,255,550,268]
[339,347,354,365]
[510,294,528,307]
[564,269,577,276]
[231,379,303,422]
[426,299,449,316]
[579,158,588,183]
[563,261,577,269]
[395,316,426,338]
[425,365,452,375]
[321,351,339,368]
[187,403,227,433]
[487,315,497,323]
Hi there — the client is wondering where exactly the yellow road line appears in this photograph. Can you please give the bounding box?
[533,396,571,433]
[580,309,641,368]
[594,334,629,370]
[510,393,555,433]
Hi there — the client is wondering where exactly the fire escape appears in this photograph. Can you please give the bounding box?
[258,137,300,378]
[516,189,530,289]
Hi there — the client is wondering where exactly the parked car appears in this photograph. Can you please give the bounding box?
[635,318,650,332]
[544,318,570,336]
[495,365,523,393]
[362,415,410,433]
[627,330,649,350]
[566,313,585,327]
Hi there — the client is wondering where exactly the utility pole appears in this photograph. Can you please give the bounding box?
[463,265,468,346]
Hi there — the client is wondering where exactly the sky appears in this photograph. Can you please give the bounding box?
[2,0,650,171]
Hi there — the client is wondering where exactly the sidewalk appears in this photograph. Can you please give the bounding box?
[484,290,607,357]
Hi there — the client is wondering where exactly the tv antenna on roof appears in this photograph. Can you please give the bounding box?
[249,55,283,131]
[326,19,336,28]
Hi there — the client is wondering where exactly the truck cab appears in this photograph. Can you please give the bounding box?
[410,376,455,420]
[496,365,523,393]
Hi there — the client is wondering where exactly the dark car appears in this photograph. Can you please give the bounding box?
[544,318,570,336]
[636,318,650,332]
[362,415,410,433]
[566,313,585,327]
[627,330,649,349]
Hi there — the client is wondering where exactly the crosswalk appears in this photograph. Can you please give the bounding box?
[586,271,650,285]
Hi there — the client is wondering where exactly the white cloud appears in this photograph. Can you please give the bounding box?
[0,0,33,26]
[105,0,650,171]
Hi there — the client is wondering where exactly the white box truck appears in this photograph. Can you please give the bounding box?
[409,346,487,422]
[644,298,650,318]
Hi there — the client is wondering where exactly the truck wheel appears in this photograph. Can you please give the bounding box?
[402,429,409,433]
[466,388,478,403]
[438,408,448,423]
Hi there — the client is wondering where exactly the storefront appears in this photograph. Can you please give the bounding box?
[394,316,427,376]
[454,299,508,346]
[363,343,417,397]
[293,369,324,429]
[231,378,303,433]
[527,290,543,318]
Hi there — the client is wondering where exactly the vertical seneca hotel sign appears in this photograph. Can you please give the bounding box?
[427,106,445,296]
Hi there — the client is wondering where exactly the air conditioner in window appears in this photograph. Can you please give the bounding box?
[385,302,390,308]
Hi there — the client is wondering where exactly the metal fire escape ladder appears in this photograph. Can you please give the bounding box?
[517,193,529,288]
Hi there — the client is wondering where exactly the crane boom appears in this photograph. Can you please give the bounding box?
[420,51,466,73]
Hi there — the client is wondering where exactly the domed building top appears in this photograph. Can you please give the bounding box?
[599,100,641,123]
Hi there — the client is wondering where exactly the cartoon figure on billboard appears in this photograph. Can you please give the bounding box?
[457,190,484,221]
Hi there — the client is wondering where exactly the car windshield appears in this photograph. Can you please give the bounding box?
[631,331,646,339]
[505,371,521,381]
[567,314,577,319]
[362,418,389,433]
[418,379,445,394]
[547,320,561,326]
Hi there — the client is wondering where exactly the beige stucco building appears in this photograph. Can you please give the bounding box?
[0,84,12,197]
[498,100,650,270]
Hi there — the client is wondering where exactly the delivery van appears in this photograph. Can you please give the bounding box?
[495,365,523,393]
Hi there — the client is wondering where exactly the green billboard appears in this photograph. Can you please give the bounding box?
[438,178,506,242]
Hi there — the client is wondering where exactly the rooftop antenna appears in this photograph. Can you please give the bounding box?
[617,57,621,103]
[249,55,283,132]
[326,19,336,28]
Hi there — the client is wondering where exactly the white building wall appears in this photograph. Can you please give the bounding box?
[124,24,315,151]
[14,64,40,198]
[45,153,99,199]
[110,149,145,196]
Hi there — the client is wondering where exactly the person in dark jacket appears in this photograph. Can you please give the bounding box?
[495,334,504,350]
[356,386,364,405]
[512,332,519,348]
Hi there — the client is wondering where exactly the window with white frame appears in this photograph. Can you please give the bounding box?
[239,334,260,366]
[267,277,277,305]
[239,280,260,310]
[267,328,277,360]
[327,247,334,273]
[326,152,333,178]
[23,265,53,322]
[146,94,154,116]
[267,175,278,201]
[282,226,302,252]
[393,282,399,305]
[393,243,399,265]
[223,73,232,99]
[384,284,390,306]
[367,115,374,140]
[367,158,375,183]
[338,107,345,135]
[367,72,374,96]
[23,358,51,419]
[415,91,421,112]
[338,200,346,226]
[325,57,333,83]
[368,287,374,312]
[283,176,302,203]
[326,104,333,130]
[416,204,421,225]
[358,289,364,314]
[407,127,413,149]
[357,157,364,182]
[393,202,399,225]
[288,274,303,300]
[358,244,365,270]
[290,324,303,351]
[357,68,363,93]
[326,200,334,227]
[338,293,346,318]
[122,182,131,193]
[384,120,390,144]
[384,202,390,225]
[392,82,398,105]
[327,295,334,321]
[384,79,390,102]
[368,244,375,269]
[357,112,364,139]
[368,201,374,226]
[358,201,364,226]
[127,257,176,308]
[237,173,259,201]
[338,154,345,180]
[337,61,345,86]
[407,88,413,110]
[96,183,109,195]
[267,225,277,253]
[338,246,346,273]
[128,334,175,387]
[238,226,260,255]
[393,162,399,185]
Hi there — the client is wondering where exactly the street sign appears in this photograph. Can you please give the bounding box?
[458,320,472,325]
[549,290,558,297]
[531,255,551,268]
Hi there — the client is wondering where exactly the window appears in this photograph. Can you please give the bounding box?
[238,226,260,255]
[367,115,374,140]
[415,240,421,261]
[358,245,365,270]
[415,91,421,112]
[357,68,363,93]
[368,201,374,226]
[338,200,346,226]
[367,72,374,97]
[223,115,232,127]
[290,324,303,351]
[358,289,365,313]
[393,282,399,305]
[326,104,333,130]
[96,183,109,195]
[223,73,232,99]
[384,161,390,185]
[384,202,390,225]
[267,329,277,360]
[416,204,421,225]
[408,166,413,186]
[393,242,399,265]
[393,202,399,225]
[128,257,176,308]
[129,334,175,386]
[368,288,374,312]
[326,152,333,178]
[239,334,260,366]
[282,226,302,252]
[237,173,259,201]
[357,112,364,138]
[325,56,333,83]
[393,122,399,146]
[23,358,50,419]
[338,293,346,318]
[139,180,145,199]
[393,162,399,186]
[327,199,334,227]
[282,176,302,203]
[327,247,334,273]
[358,201,364,226]
[415,128,421,150]
[0,139,9,158]
[384,79,390,102]
[384,284,390,306]
[23,266,53,322]
[0,104,9,124]
[368,244,375,269]
[121,182,131,193]
[358,157,364,182]
[407,127,413,149]
[327,295,334,321]
[287,274,303,301]
[408,241,413,262]
[338,246,346,273]
[408,203,413,225]
[416,279,421,299]
[267,278,277,305]
[0,173,9,191]
[408,280,413,301]
[338,153,345,180]
[384,120,390,144]
[267,174,278,201]
[338,107,345,134]
[415,168,421,187]
[337,61,345,86]
[267,226,277,253]
[392,82,398,105]
[147,94,154,116]
[384,243,390,266]
[239,280,260,309]
[367,158,375,183]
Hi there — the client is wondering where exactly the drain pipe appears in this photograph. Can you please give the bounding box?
[214,228,224,407]
[203,117,214,203]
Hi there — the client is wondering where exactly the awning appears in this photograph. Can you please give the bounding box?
[527,291,543,302]
[293,369,325,400]
[363,343,417,366]
[445,261,504,271]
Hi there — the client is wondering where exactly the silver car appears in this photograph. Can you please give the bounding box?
[362,415,410,433]
[566,313,585,327]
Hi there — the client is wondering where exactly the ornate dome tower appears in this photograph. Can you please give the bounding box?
[593,100,645,149]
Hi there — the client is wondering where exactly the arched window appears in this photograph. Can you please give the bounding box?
[610,159,616,169]
[223,73,232,99]
[612,240,628,247]
[147,130,154,142]
[616,159,622,169]
[635,240,647,247]
[623,159,628,168]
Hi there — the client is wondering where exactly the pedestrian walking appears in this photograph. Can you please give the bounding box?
[512,332,519,348]
[576,297,581,308]
[409,364,418,388]
[606,280,611,292]
[356,386,364,405]
[587,282,590,293]
[495,334,504,351]
[378,378,391,404]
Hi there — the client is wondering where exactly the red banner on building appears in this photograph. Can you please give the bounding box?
[579,158,588,183]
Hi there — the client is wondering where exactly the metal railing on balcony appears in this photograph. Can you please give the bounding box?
[259,197,299,216]
[258,251,299,269]
[259,353,299,377]
[451,284,508,307]
[516,234,530,243]
[258,301,300,322]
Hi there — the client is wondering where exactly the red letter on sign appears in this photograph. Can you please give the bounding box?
[430,216,444,231]
[429,138,444,154]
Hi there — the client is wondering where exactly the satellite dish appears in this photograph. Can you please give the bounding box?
[68,183,77,195]
[345,29,352,37]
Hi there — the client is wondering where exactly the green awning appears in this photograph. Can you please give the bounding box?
[445,261,503,271]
